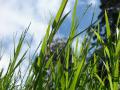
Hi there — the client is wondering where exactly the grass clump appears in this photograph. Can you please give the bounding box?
[0,0,120,90]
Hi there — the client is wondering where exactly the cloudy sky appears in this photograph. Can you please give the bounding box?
[0,0,101,73]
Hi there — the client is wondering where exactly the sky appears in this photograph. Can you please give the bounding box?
[0,0,101,74]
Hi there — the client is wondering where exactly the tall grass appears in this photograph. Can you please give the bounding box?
[0,0,120,90]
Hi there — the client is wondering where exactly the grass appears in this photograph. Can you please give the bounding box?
[0,0,120,90]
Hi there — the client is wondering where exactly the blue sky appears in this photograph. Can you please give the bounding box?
[0,0,101,73]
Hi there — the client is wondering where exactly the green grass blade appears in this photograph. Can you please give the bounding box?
[103,61,113,90]
[38,23,51,67]
[113,59,119,90]
[117,12,120,27]
[65,47,70,89]
[113,40,120,90]
[116,41,120,57]
[69,0,78,39]
[93,54,97,73]
[94,73,105,87]
[52,0,68,29]
[92,28,104,44]
[105,10,111,39]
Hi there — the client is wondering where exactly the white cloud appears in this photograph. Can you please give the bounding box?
[88,0,99,7]
[0,3,46,38]
[36,0,62,22]
[0,54,10,75]
[0,0,75,40]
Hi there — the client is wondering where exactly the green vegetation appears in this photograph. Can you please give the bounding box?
[0,0,120,90]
